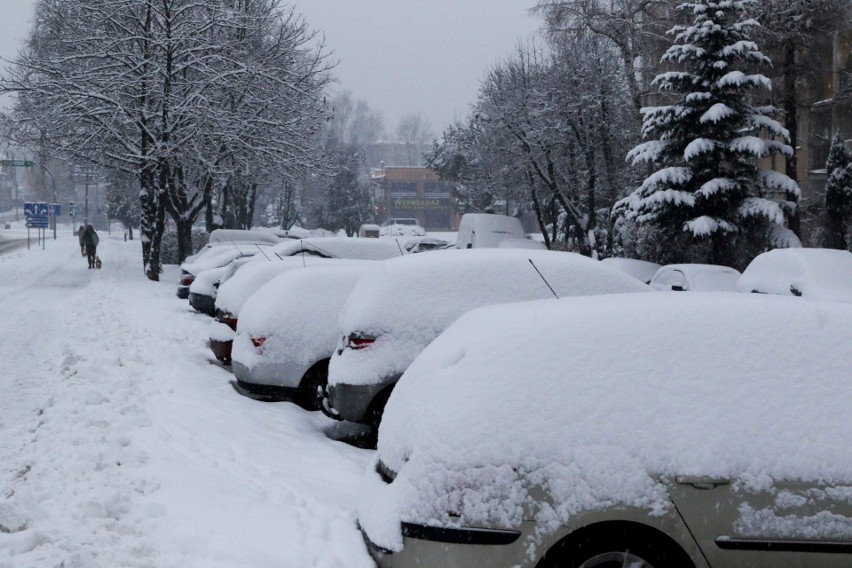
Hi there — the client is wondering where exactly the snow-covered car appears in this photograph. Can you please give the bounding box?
[177,245,265,299]
[189,265,232,316]
[455,213,525,249]
[379,218,425,237]
[182,228,281,265]
[209,256,339,364]
[737,248,852,302]
[231,264,370,408]
[208,237,405,363]
[601,257,662,284]
[402,237,448,254]
[649,263,740,292]
[324,249,649,427]
[359,293,852,568]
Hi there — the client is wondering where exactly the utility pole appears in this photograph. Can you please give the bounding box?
[84,167,89,226]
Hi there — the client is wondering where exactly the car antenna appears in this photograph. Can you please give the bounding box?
[231,240,244,254]
[255,244,271,261]
[528,259,559,299]
[300,240,306,268]
[394,238,404,255]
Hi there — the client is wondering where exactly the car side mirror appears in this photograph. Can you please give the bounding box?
[671,284,685,292]
[466,243,472,249]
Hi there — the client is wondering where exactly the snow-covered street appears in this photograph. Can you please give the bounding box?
[0,229,376,568]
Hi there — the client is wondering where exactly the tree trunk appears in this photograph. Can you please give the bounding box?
[782,39,801,237]
[176,217,194,264]
[146,195,165,281]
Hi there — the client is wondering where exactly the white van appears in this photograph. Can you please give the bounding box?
[456,213,527,249]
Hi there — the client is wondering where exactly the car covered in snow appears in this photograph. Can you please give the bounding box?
[649,263,740,292]
[359,293,852,568]
[177,245,266,300]
[231,264,370,408]
[737,248,852,302]
[402,237,448,254]
[208,238,405,363]
[323,249,649,428]
[379,218,425,238]
[455,213,526,249]
[601,257,662,284]
[182,228,281,265]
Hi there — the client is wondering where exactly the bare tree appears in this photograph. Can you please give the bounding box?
[2,0,331,278]
[396,113,434,166]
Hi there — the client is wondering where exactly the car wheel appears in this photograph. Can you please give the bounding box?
[296,359,329,411]
[536,522,694,568]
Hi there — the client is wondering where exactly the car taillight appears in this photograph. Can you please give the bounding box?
[251,337,266,352]
[180,274,194,286]
[347,333,376,350]
[217,312,238,331]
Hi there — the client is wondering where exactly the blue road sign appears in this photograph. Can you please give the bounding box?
[35,202,49,216]
[48,203,61,216]
[24,202,35,217]
[26,215,49,229]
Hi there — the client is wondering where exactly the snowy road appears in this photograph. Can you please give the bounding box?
[0,233,376,568]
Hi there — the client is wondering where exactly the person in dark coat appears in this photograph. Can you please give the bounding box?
[82,225,99,269]
[76,225,86,256]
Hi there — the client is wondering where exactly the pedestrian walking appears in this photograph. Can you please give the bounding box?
[76,225,86,256]
[82,225,100,269]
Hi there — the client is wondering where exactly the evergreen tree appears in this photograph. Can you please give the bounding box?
[823,134,852,250]
[617,0,800,266]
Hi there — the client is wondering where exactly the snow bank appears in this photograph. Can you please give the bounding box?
[330,250,648,388]
[361,293,852,550]
[737,248,852,302]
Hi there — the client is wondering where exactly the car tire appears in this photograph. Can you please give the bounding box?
[536,522,694,568]
[296,359,329,411]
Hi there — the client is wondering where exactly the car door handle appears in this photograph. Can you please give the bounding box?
[675,476,730,490]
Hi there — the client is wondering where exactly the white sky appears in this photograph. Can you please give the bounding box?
[0,0,541,135]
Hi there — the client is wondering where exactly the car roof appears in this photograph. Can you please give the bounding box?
[380,293,852,485]
[338,249,648,337]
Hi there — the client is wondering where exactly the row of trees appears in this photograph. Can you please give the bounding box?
[2,0,332,279]
[428,0,850,265]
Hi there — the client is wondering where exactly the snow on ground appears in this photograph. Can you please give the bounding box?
[0,230,376,568]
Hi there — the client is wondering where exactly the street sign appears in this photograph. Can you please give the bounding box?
[24,202,50,217]
[25,215,49,229]
[0,160,35,168]
[48,203,61,216]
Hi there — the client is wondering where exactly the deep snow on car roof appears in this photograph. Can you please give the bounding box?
[338,249,648,337]
[360,293,852,550]
[270,237,405,260]
[737,248,852,302]
[215,256,334,316]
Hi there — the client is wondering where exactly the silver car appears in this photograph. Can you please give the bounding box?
[359,293,852,567]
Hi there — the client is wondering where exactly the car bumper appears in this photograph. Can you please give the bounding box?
[189,292,216,316]
[326,377,397,424]
[176,285,190,299]
[232,358,308,390]
[364,522,528,568]
[209,338,233,364]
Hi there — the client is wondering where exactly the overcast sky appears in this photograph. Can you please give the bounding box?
[0,0,541,137]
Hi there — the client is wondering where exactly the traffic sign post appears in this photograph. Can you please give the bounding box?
[24,202,51,249]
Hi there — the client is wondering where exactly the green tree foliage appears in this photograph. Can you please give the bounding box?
[616,0,800,266]
[823,135,852,250]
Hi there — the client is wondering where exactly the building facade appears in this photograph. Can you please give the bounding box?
[373,166,458,231]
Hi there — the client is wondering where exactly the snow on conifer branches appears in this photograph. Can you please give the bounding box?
[616,0,801,265]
